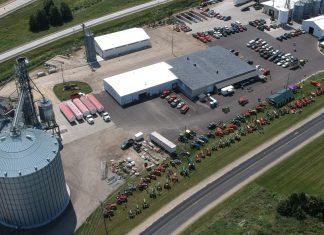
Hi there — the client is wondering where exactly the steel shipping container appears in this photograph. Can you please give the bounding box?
[59,103,76,123]
[80,96,97,114]
[73,98,90,117]
[87,94,104,112]
[66,101,83,120]
[150,131,176,154]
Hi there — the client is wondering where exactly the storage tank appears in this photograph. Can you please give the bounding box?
[278,8,289,24]
[312,0,321,15]
[303,0,312,18]
[38,98,54,122]
[0,128,70,229]
[293,2,305,22]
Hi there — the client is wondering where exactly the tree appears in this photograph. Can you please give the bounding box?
[36,9,49,31]
[43,0,54,15]
[29,14,39,32]
[49,6,63,26]
[295,206,306,220]
[60,2,73,22]
[277,200,292,216]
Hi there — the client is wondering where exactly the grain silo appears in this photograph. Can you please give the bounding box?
[83,24,97,64]
[320,0,324,12]
[38,98,55,122]
[0,128,70,229]
[303,0,312,18]
[312,0,321,15]
[293,1,305,22]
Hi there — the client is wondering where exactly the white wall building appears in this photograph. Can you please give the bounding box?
[302,15,324,38]
[103,62,178,106]
[94,28,151,59]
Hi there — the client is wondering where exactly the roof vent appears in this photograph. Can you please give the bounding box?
[34,166,38,171]
[26,135,33,140]
[52,150,56,154]
[216,70,219,74]
[47,158,51,162]
[0,137,5,142]
[18,171,22,176]
[4,172,7,177]
[187,57,189,61]
[193,64,197,67]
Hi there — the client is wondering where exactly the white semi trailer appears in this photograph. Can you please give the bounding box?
[150,131,176,154]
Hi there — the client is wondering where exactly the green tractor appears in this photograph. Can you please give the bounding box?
[142,198,149,209]
[129,210,135,219]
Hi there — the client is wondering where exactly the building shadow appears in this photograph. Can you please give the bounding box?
[0,202,77,235]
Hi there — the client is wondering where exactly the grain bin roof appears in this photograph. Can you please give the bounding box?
[167,46,257,91]
[94,28,150,51]
[103,62,178,97]
[0,128,59,177]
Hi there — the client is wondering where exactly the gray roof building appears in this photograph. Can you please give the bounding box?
[167,46,259,98]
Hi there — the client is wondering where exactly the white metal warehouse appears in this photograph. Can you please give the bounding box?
[103,62,178,105]
[94,28,151,59]
[302,15,324,38]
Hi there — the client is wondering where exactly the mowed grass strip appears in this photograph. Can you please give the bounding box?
[0,0,150,53]
[53,81,92,101]
[75,75,324,235]
[182,135,324,235]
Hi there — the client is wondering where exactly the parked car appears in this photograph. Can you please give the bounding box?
[121,139,134,150]
[85,114,94,124]
[170,99,180,108]
[208,122,216,130]
[102,112,111,122]
[180,104,190,114]
[160,90,171,98]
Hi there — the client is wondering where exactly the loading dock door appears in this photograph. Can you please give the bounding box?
[309,27,314,35]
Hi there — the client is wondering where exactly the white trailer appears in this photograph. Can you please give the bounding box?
[135,132,144,142]
[220,85,234,96]
[150,131,176,154]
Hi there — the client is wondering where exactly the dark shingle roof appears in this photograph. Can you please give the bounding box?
[167,46,256,90]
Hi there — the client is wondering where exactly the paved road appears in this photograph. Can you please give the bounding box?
[141,113,324,235]
[0,0,173,63]
[0,0,35,19]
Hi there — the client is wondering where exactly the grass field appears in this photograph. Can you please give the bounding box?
[0,0,150,53]
[0,0,200,82]
[182,134,324,235]
[0,0,8,5]
[53,81,92,101]
[74,74,324,235]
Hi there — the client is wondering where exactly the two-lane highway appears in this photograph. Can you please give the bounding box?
[141,113,324,235]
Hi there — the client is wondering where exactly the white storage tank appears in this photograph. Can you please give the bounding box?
[0,128,70,229]
[38,98,55,122]
[278,8,289,24]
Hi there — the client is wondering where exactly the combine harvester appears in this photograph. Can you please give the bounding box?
[80,96,97,114]
[59,103,76,123]
[87,94,104,113]
[66,100,83,121]
[73,98,90,117]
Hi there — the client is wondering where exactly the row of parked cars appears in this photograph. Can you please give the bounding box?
[192,21,247,42]
[248,19,273,31]
[199,8,231,21]
[247,38,301,69]
[160,90,190,114]
[276,29,306,41]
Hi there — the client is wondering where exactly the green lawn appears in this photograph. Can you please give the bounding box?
[182,134,324,235]
[0,0,8,5]
[0,0,151,53]
[74,74,324,235]
[0,0,200,82]
[53,81,92,101]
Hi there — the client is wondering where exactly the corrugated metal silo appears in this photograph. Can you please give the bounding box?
[293,1,305,22]
[312,0,321,15]
[303,0,312,18]
[84,30,97,63]
[321,0,324,13]
[38,98,54,122]
[0,128,70,229]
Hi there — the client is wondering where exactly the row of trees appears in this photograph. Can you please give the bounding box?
[29,0,73,32]
[277,192,324,221]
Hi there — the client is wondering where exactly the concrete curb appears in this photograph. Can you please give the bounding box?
[129,107,324,235]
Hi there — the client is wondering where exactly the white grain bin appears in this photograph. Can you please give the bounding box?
[0,128,70,229]
[278,8,289,24]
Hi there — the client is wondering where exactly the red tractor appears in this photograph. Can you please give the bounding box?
[116,195,128,205]
[310,80,322,87]
[106,203,117,210]
[238,97,249,106]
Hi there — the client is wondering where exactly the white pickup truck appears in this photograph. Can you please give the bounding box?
[102,112,111,122]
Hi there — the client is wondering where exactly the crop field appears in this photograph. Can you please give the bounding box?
[182,133,324,235]
[74,74,324,235]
